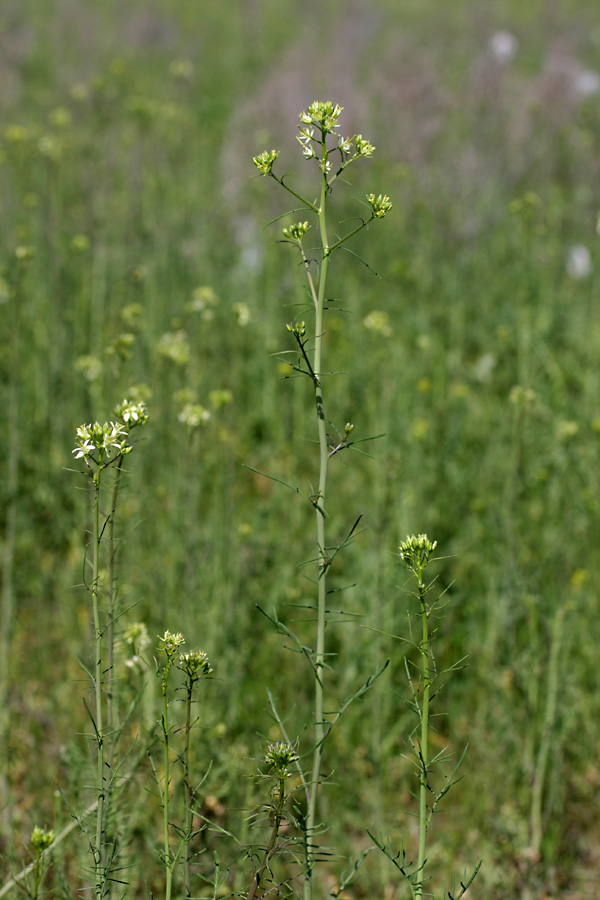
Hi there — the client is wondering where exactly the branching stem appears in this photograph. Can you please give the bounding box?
[92,472,105,900]
[416,579,430,900]
[304,166,331,900]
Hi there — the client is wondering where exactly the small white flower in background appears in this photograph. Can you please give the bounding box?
[573,69,600,99]
[178,403,211,428]
[124,622,151,654]
[157,330,191,366]
[557,420,579,441]
[75,355,102,382]
[566,244,592,279]
[363,310,392,336]
[114,399,149,425]
[472,352,497,384]
[489,31,518,63]
[233,302,250,327]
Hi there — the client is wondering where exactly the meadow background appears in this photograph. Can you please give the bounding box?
[1,0,600,897]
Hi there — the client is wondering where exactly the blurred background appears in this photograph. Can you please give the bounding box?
[1,0,600,897]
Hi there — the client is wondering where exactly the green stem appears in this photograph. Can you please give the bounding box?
[92,472,105,900]
[529,606,565,857]
[183,682,194,898]
[0,264,21,844]
[102,459,123,900]
[326,214,374,255]
[305,165,331,900]
[32,856,41,900]
[106,461,124,746]
[271,174,318,213]
[416,581,430,900]
[162,663,173,900]
[246,776,286,900]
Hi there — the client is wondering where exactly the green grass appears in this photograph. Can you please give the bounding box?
[2,0,600,897]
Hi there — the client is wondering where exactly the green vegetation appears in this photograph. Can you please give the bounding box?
[1,1,600,898]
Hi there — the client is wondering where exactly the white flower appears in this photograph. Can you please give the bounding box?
[101,422,127,450]
[115,399,149,425]
[297,127,314,144]
[233,302,250,326]
[72,439,95,459]
[337,136,353,155]
[573,70,600,98]
[566,244,592,279]
[178,403,211,428]
[489,31,518,63]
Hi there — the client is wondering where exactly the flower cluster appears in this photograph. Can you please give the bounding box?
[398,534,437,576]
[72,398,149,468]
[252,149,280,176]
[114,398,149,426]
[286,321,306,337]
[125,621,150,650]
[282,221,310,241]
[178,648,213,681]
[123,622,151,673]
[264,741,299,777]
[355,135,375,158]
[30,826,55,853]
[159,630,185,657]
[299,101,343,133]
[157,330,190,366]
[295,100,374,162]
[178,402,211,428]
[72,421,129,461]
[367,193,393,218]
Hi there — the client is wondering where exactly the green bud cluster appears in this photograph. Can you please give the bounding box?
[283,221,310,241]
[252,149,280,176]
[367,193,393,218]
[286,321,306,337]
[30,826,54,853]
[398,534,437,575]
[264,741,299,777]
[178,648,213,681]
[355,135,376,157]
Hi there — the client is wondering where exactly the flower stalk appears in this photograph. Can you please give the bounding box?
[245,743,299,900]
[398,534,437,899]
[158,630,185,900]
[71,401,148,898]
[178,649,213,897]
[253,101,392,900]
